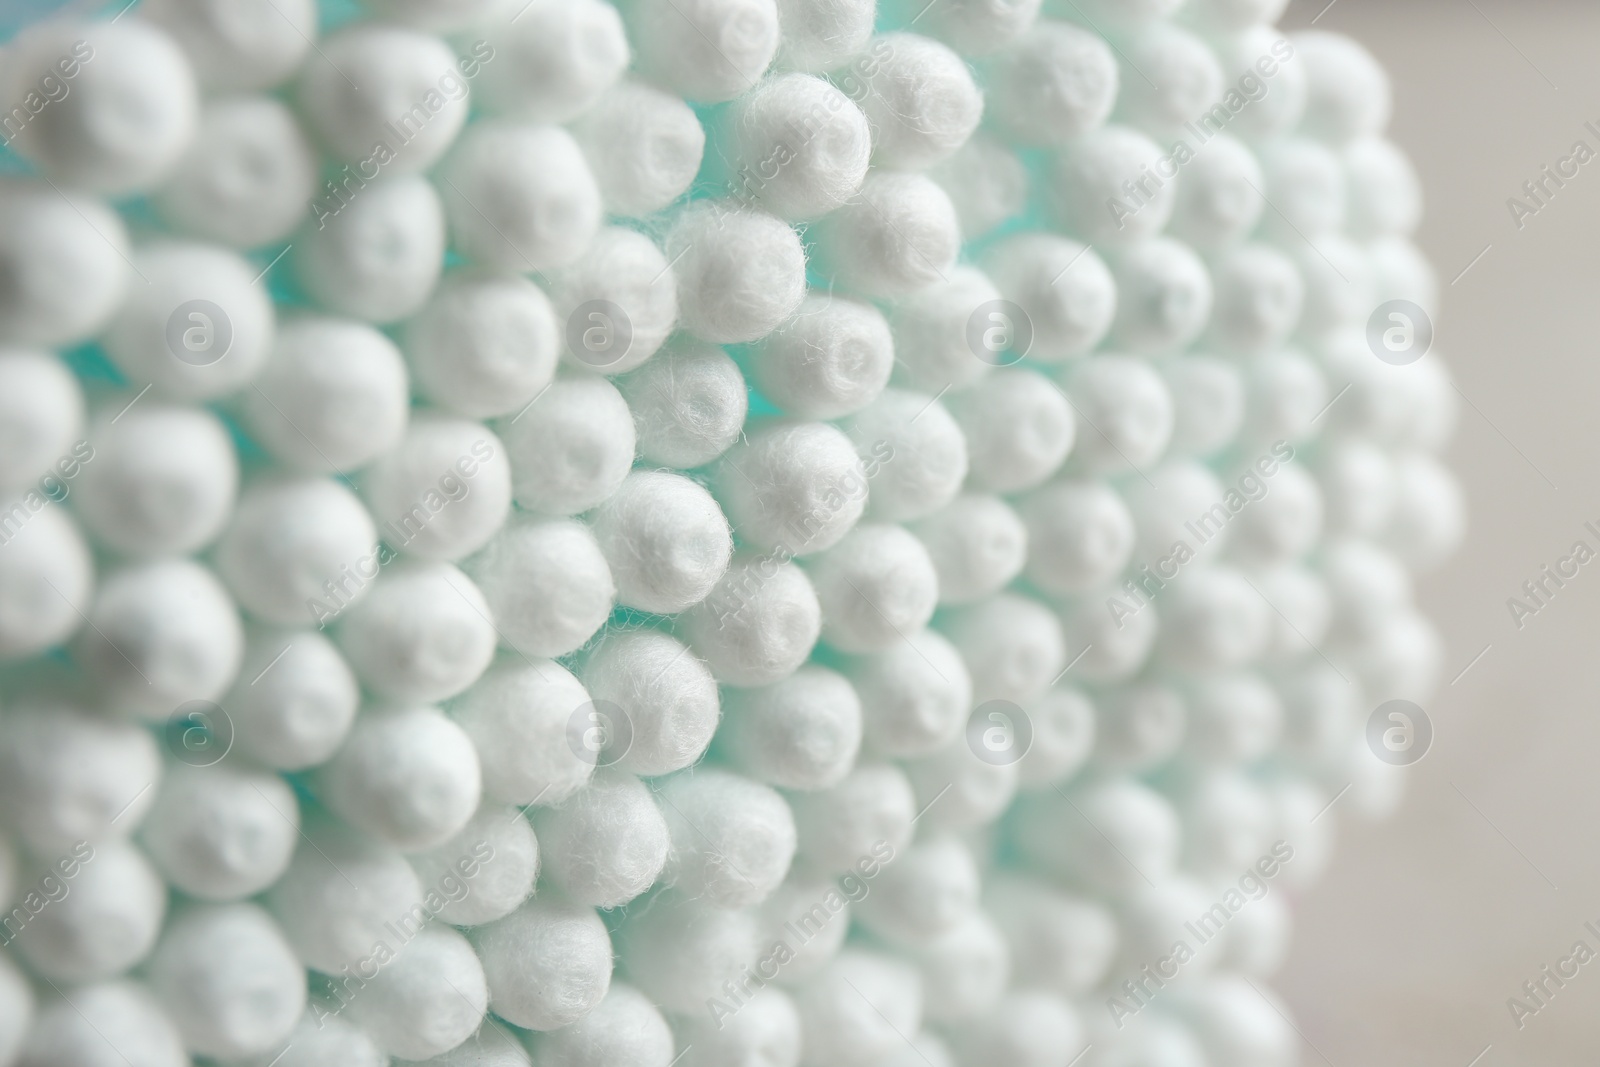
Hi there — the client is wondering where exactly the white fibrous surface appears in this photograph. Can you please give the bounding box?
[0,3,1449,1064]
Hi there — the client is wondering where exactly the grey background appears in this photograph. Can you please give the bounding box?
[1275,0,1600,1062]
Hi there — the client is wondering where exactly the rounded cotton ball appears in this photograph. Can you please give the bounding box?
[749,295,894,419]
[1212,28,1306,143]
[501,374,635,516]
[1054,584,1159,684]
[1017,479,1136,595]
[1061,356,1175,475]
[930,133,1029,240]
[908,911,1009,1023]
[532,983,674,1067]
[659,768,796,907]
[407,804,540,927]
[847,627,971,757]
[1345,138,1422,237]
[464,518,614,658]
[947,990,1080,1067]
[226,628,360,771]
[715,421,867,555]
[335,562,495,701]
[718,665,862,790]
[140,0,315,91]
[1294,30,1391,146]
[984,876,1117,995]
[0,504,92,661]
[682,554,823,687]
[2,20,197,194]
[1154,566,1271,672]
[911,494,1027,606]
[980,234,1116,361]
[138,762,297,901]
[951,369,1075,493]
[1257,138,1346,245]
[854,836,979,945]
[1383,452,1464,572]
[726,73,871,220]
[1227,459,1323,565]
[14,980,186,1067]
[246,1011,387,1067]
[553,227,679,375]
[580,630,721,777]
[794,950,922,1067]
[102,240,274,400]
[617,340,748,468]
[359,415,511,561]
[1167,978,1298,1067]
[571,81,706,217]
[1172,771,1275,879]
[532,769,669,908]
[813,173,961,299]
[1013,686,1096,787]
[1166,132,1266,250]
[1113,875,1227,979]
[761,873,852,982]
[405,271,560,418]
[618,891,760,1013]
[346,927,488,1061]
[857,33,981,169]
[1091,682,1186,774]
[1250,565,1331,666]
[809,524,940,653]
[844,389,968,522]
[789,763,916,874]
[11,838,165,983]
[1159,355,1245,459]
[668,201,807,343]
[1115,23,1223,136]
[3,184,112,344]
[1052,126,1173,244]
[675,985,802,1067]
[1107,239,1214,354]
[1180,0,1288,31]
[775,0,875,72]
[264,815,423,973]
[450,661,596,807]
[293,175,445,324]
[154,95,317,248]
[475,0,628,120]
[941,593,1064,705]
[909,0,1040,54]
[888,266,1001,394]
[1011,776,1179,892]
[439,122,602,273]
[1182,672,1283,767]
[902,735,1018,831]
[470,897,613,1030]
[1205,245,1304,356]
[1121,460,1229,563]
[628,0,780,102]
[983,19,1116,145]
[1239,348,1327,448]
[592,471,733,614]
[295,23,467,172]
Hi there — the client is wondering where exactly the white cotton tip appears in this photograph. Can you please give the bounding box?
[0,703,157,852]
[1272,660,1352,771]
[414,1030,530,1067]
[903,736,1018,831]
[532,769,669,909]
[618,341,748,468]
[795,950,922,1067]
[75,559,241,719]
[295,23,468,173]
[73,400,235,559]
[404,272,559,419]
[450,661,595,806]
[1,20,196,194]
[724,74,871,221]
[846,628,970,758]
[1011,776,1179,892]
[1367,234,1438,314]
[101,240,274,401]
[720,666,862,789]
[10,838,165,983]
[1221,889,1291,978]
[14,980,185,1067]
[346,927,488,1061]
[760,872,854,984]
[1091,682,1186,774]
[464,517,614,659]
[1257,138,1347,243]
[580,630,721,777]
[153,95,318,248]
[467,895,611,1030]
[1121,460,1229,563]
[474,0,628,120]
[659,768,797,907]
[214,476,375,626]
[808,525,940,653]
[1250,564,1331,666]
[1390,353,1456,453]
[929,133,1028,240]
[813,173,961,300]
[244,1011,386,1067]
[553,228,679,375]
[749,296,894,420]
[334,562,495,702]
[1051,125,1173,245]
[844,389,968,522]
[0,181,128,348]
[1288,238,1375,344]
[1265,777,1330,891]
[359,415,511,561]
[619,890,761,1013]
[1055,587,1160,683]
[773,0,874,72]
[668,202,808,344]
[1115,23,1224,136]
[145,903,304,1060]
[355,0,515,28]
[949,369,1076,494]
[592,472,734,614]
[715,422,867,555]
[788,763,915,874]
[940,593,1064,705]
[1314,333,1408,441]
[1106,239,1214,355]
[438,122,602,273]
[1318,538,1411,643]
[1205,245,1305,356]
[1080,1013,1207,1067]
[1210,27,1305,143]
[1154,566,1271,672]
[1172,771,1274,879]
[408,803,540,927]
[314,704,482,851]
[1015,686,1096,788]
[855,33,981,169]
[910,494,1027,606]
[1061,356,1175,475]
[1238,348,1326,448]
[226,627,359,771]
[1165,133,1265,251]
[1384,452,1466,573]
[627,0,779,102]
[0,352,80,494]
[900,0,1040,54]
[1167,977,1298,1067]
[1056,0,1182,30]
[531,983,674,1067]
[854,835,978,945]
[140,0,313,91]
[1017,479,1136,595]
[1180,672,1282,766]
[1159,356,1245,459]
[947,990,1080,1067]
[138,762,297,901]
[1180,0,1287,31]
[1293,30,1390,146]
[0,503,92,661]
[888,267,1001,394]
[293,175,445,325]
[984,875,1117,995]
[1226,459,1323,565]
[569,81,705,217]
[1113,875,1226,980]
[500,375,634,516]
[908,911,1009,1023]
[676,984,802,1067]
[1344,138,1421,238]
[982,235,1118,362]
[982,19,1115,145]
